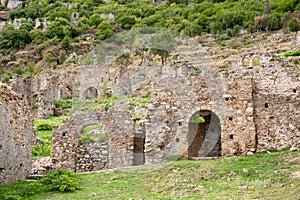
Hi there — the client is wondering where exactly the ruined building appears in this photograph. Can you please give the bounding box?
[0,84,35,185]
[9,36,300,173]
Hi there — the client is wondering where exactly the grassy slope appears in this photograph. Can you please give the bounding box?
[20,149,300,200]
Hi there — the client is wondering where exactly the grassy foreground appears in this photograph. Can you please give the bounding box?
[1,149,299,200]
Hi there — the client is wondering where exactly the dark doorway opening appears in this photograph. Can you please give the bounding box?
[188,110,221,157]
[83,87,98,100]
[133,134,145,166]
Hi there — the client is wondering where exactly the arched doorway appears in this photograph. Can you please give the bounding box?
[188,110,221,157]
[83,87,98,100]
[75,124,108,172]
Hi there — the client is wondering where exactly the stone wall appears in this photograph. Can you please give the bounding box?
[253,65,300,151]
[11,69,78,118]
[52,104,135,172]
[0,84,35,185]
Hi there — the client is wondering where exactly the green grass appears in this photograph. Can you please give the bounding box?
[1,149,299,199]
[33,116,68,158]
[81,124,103,134]
[34,116,67,129]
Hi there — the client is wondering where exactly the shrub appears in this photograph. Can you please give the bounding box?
[284,50,300,57]
[1,73,12,83]
[12,66,25,75]
[32,140,52,158]
[36,123,52,131]
[39,169,80,192]
[55,98,73,109]
[61,36,71,49]
[288,19,300,32]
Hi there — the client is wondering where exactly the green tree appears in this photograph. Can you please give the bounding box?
[96,21,114,40]
[88,13,103,27]
[118,15,136,30]
[0,28,31,48]
[150,30,176,64]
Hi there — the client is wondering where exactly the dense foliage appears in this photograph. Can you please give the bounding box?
[0,0,299,82]
[0,0,300,50]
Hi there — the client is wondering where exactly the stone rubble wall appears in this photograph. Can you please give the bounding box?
[0,84,35,185]
[253,65,299,151]
[52,104,135,172]
[11,69,78,118]
[75,141,108,173]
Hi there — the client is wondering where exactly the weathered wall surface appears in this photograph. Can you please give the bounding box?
[0,84,35,185]
[222,69,257,156]
[253,65,300,151]
[11,69,78,118]
[52,104,135,172]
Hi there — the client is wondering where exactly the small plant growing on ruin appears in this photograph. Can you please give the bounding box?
[190,117,205,123]
[284,50,300,57]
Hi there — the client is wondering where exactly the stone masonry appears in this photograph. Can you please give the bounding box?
[9,34,300,172]
[0,84,35,185]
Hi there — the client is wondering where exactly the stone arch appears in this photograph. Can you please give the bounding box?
[188,110,221,157]
[75,122,109,172]
[52,109,135,171]
[83,87,98,100]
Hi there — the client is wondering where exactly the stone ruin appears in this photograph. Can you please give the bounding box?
[70,12,79,25]
[5,35,300,174]
[47,52,298,172]
[7,0,23,11]
[0,84,35,185]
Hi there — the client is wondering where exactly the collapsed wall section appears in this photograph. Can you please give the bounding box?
[52,104,135,172]
[0,84,35,185]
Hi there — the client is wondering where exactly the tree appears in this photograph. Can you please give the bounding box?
[96,21,114,40]
[88,13,103,27]
[45,18,81,40]
[118,15,136,30]
[29,29,45,44]
[150,30,176,65]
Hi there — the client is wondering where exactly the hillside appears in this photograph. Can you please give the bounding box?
[0,0,300,82]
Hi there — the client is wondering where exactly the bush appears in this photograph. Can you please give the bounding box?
[55,98,73,109]
[284,49,300,57]
[32,140,52,158]
[12,66,25,75]
[39,169,80,192]
[1,73,12,83]
[0,170,79,199]
[288,19,300,32]
[61,36,71,49]
[36,123,52,131]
